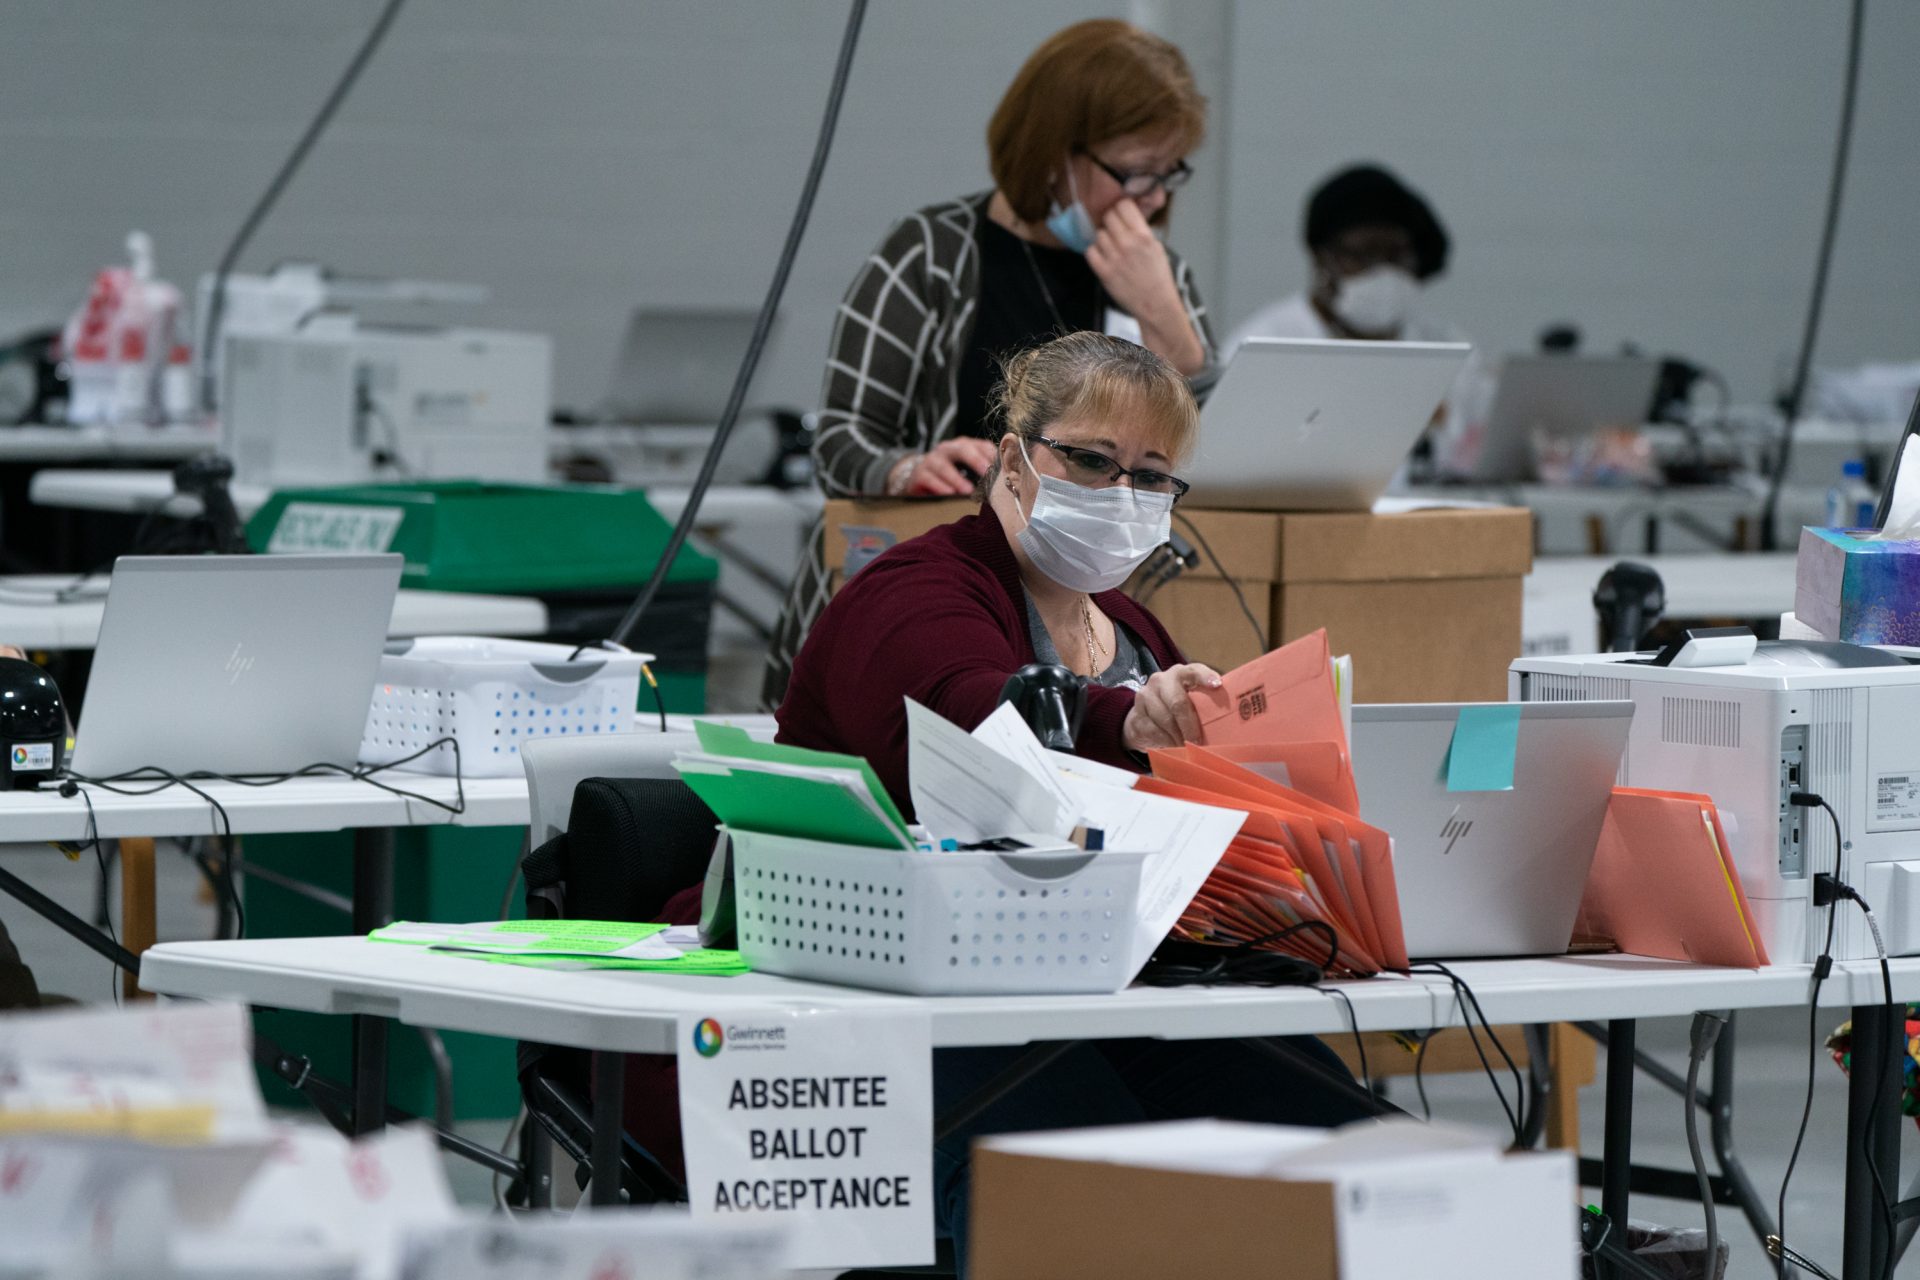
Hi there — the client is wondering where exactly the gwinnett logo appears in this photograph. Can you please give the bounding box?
[692,1018,724,1057]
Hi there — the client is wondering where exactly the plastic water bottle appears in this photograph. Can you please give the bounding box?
[1826,458,1877,530]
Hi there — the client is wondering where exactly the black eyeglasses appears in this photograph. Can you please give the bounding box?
[1081,149,1193,198]
[1027,434,1190,500]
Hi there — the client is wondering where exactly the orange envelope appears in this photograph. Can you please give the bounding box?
[1204,740,1360,813]
[1188,628,1347,754]
[1579,787,1769,968]
[1153,747,1410,973]
[1138,775,1371,959]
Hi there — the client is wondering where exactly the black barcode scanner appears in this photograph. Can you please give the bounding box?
[999,663,1087,751]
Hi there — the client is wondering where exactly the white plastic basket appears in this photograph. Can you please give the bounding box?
[361,636,652,777]
[730,829,1146,995]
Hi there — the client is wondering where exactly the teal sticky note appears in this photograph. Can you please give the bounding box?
[1445,705,1522,792]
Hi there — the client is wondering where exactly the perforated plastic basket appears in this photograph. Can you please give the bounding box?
[730,829,1146,995]
[361,636,651,777]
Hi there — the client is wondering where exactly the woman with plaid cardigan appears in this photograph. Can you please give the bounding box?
[761,18,1217,708]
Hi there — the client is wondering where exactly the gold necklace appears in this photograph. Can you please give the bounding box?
[1078,595,1106,678]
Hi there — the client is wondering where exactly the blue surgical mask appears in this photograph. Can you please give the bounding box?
[1044,165,1097,255]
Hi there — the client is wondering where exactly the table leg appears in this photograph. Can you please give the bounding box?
[350,828,396,1137]
[117,838,156,1001]
[590,1049,625,1207]
[1601,1018,1636,1280]
[1843,1003,1902,1280]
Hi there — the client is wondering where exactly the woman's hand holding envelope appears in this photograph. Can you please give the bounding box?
[1124,663,1224,753]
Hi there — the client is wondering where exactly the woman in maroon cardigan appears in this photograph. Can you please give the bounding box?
[777,331,1224,799]
[775,333,1371,1274]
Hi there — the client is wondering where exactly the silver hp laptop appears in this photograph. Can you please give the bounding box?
[1351,700,1633,959]
[1183,337,1470,510]
[1466,354,1660,482]
[70,554,403,778]
[603,307,771,424]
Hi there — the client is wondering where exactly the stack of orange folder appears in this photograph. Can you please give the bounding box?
[1139,631,1407,976]
[1143,747,1406,976]
[1574,787,1769,968]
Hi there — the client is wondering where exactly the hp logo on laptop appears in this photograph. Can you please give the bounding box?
[1439,805,1474,856]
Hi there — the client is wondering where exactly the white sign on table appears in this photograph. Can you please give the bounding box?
[677,1007,933,1269]
[264,502,406,554]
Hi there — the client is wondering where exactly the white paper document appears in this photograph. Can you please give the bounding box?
[1060,775,1245,975]
[905,699,1071,841]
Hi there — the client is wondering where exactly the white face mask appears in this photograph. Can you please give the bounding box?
[1331,264,1419,335]
[1012,439,1173,593]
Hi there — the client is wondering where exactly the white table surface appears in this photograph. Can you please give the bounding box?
[0,424,221,463]
[28,469,825,528]
[0,715,767,845]
[0,576,547,650]
[0,774,529,844]
[136,937,1920,1057]
[1527,552,1797,621]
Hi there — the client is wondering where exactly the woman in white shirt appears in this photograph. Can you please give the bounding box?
[1226,164,1490,477]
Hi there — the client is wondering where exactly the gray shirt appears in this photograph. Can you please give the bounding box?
[1023,592,1159,690]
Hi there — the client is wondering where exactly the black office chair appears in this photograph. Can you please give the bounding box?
[515,774,721,1206]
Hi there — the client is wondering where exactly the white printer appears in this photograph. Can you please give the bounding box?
[1511,631,1920,964]
[220,314,551,487]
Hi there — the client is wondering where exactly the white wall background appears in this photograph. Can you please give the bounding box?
[3,0,1916,417]
[1216,1,1920,403]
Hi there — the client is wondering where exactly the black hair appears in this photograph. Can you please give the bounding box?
[1303,163,1450,280]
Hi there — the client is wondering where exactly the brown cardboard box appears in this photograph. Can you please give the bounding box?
[820,497,977,592]
[1145,507,1533,701]
[969,1122,1577,1280]
[819,498,1533,703]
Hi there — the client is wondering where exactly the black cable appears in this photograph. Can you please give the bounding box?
[1759,0,1866,550]
[1411,962,1526,1147]
[1413,1031,1434,1121]
[591,0,869,658]
[1173,510,1267,654]
[643,664,668,734]
[1136,920,1337,987]
[55,736,470,943]
[55,785,120,1005]
[1774,792,1846,1280]
[1317,982,1371,1096]
[198,0,410,413]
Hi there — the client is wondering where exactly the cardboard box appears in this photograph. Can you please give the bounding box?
[970,1120,1576,1280]
[1149,506,1532,701]
[819,499,1533,702]
[821,497,977,592]
[1794,526,1920,645]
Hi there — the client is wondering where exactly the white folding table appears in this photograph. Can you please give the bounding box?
[139,936,1920,1279]
[0,575,547,650]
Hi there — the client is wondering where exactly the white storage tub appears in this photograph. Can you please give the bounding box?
[361,636,651,777]
[730,829,1146,995]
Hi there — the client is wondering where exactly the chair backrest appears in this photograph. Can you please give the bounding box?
[521,731,696,847]
[525,776,720,924]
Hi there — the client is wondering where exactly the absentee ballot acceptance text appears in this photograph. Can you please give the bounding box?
[729,1075,888,1110]
[678,1009,933,1268]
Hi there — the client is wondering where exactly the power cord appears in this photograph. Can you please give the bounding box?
[1137,920,1337,988]
[1172,510,1267,654]
[52,784,120,1005]
[54,736,469,944]
[1759,0,1866,550]
[1685,1010,1729,1278]
[642,663,668,733]
[1410,962,1528,1148]
[1777,790,1900,1280]
[585,0,870,660]
[199,0,410,413]
[1316,983,1372,1098]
